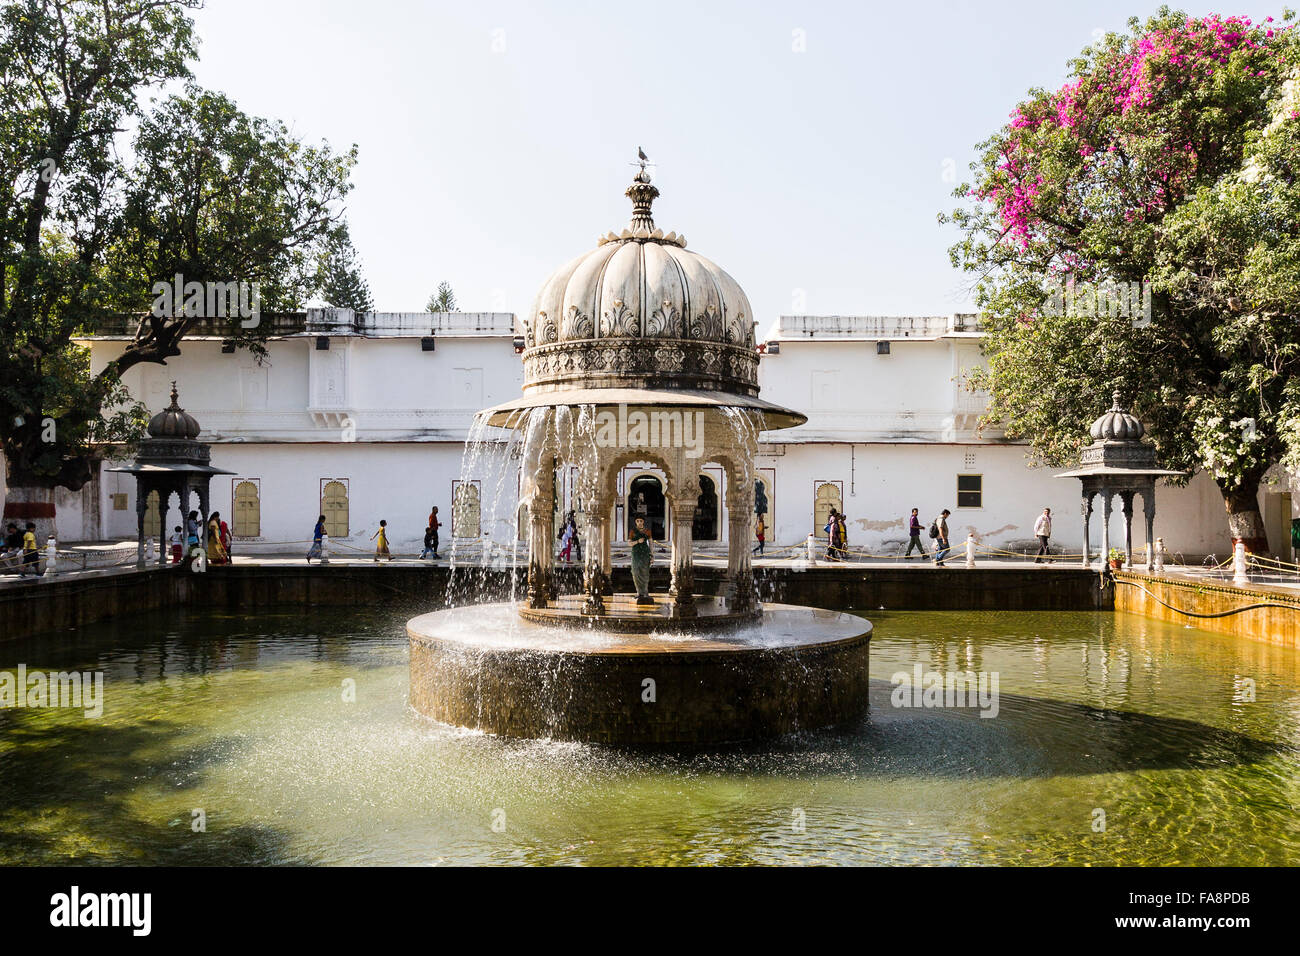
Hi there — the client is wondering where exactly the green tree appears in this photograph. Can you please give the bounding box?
[944,9,1300,551]
[426,281,457,312]
[315,228,373,312]
[0,1,358,495]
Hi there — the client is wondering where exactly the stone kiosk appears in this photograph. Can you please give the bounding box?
[109,383,232,567]
[1057,392,1184,570]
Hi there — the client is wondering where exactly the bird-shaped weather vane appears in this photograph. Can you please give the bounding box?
[632,146,655,181]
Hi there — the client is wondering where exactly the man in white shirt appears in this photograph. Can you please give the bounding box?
[1034,507,1052,563]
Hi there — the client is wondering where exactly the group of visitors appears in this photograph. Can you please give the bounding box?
[305,505,443,564]
[903,507,952,566]
[824,508,849,561]
[1,521,40,575]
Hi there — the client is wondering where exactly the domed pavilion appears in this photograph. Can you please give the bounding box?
[109,382,232,567]
[1056,391,1184,569]
[480,158,805,622]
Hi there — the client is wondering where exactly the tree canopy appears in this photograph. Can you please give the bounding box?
[1,0,364,491]
[944,9,1300,549]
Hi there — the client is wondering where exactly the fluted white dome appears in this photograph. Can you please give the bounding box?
[528,231,754,349]
[517,169,759,397]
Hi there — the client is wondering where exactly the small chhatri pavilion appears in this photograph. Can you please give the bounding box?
[1056,391,1184,569]
[109,383,232,567]
[480,156,806,625]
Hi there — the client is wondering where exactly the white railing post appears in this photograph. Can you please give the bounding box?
[320,531,330,565]
[1154,537,1165,573]
[965,534,975,568]
[1233,541,1249,586]
[145,535,155,563]
[806,533,816,564]
[44,535,57,576]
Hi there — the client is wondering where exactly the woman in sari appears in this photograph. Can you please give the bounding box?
[206,512,228,564]
[629,516,654,604]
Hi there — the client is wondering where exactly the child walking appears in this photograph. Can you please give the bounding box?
[371,520,391,562]
[169,525,183,564]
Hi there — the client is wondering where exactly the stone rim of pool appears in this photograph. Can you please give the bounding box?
[408,601,872,745]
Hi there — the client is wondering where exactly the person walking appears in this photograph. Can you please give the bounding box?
[904,507,928,560]
[185,511,200,551]
[1034,507,1053,563]
[420,522,437,560]
[932,509,952,567]
[558,518,575,563]
[19,522,40,576]
[219,515,232,563]
[207,512,227,565]
[566,510,582,563]
[824,508,839,561]
[630,516,654,605]
[753,513,765,555]
[169,525,184,564]
[307,515,326,563]
[427,506,442,559]
[371,520,391,562]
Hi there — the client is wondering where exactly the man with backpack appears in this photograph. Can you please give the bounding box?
[931,509,951,567]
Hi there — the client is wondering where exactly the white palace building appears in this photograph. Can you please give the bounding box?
[55,304,1291,562]
[43,169,1295,562]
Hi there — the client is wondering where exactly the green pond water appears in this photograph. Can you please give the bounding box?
[1,605,1298,866]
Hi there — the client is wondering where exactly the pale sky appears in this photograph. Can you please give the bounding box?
[186,0,1262,322]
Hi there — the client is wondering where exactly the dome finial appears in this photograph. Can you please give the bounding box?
[1111,389,1123,411]
[626,148,658,231]
[169,381,180,409]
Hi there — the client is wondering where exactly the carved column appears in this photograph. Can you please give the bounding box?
[582,494,610,615]
[669,470,698,618]
[1143,482,1157,572]
[526,457,556,609]
[135,483,149,568]
[1081,492,1093,568]
[1120,490,1135,569]
[1100,490,1113,569]
[725,476,756,612]
[157,487,171,567]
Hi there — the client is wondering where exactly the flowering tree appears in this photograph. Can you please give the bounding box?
[944,9,1300,551]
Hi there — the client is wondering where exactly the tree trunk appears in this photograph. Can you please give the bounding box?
[1219,474,1269,554]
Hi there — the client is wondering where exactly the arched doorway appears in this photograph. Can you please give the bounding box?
[627,474,666,540]
[453,481,482,538]
[693,475,719,541]
[814,481,842,539]
[233,480,260,537]
[321,480,349,538]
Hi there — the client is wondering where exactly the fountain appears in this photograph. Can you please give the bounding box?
[408,157,873,744]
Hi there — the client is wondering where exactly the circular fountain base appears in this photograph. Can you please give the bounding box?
[408,602,872,745]
[518,592,761,631]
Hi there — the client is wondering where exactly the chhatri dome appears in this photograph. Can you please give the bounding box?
[492,161,799,425]
[146,382,202,439]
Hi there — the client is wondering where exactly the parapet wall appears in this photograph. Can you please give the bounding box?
[1113,571,1300,649]
[1,564,1112,641]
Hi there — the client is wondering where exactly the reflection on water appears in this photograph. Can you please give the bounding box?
[1,607,1298,865]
